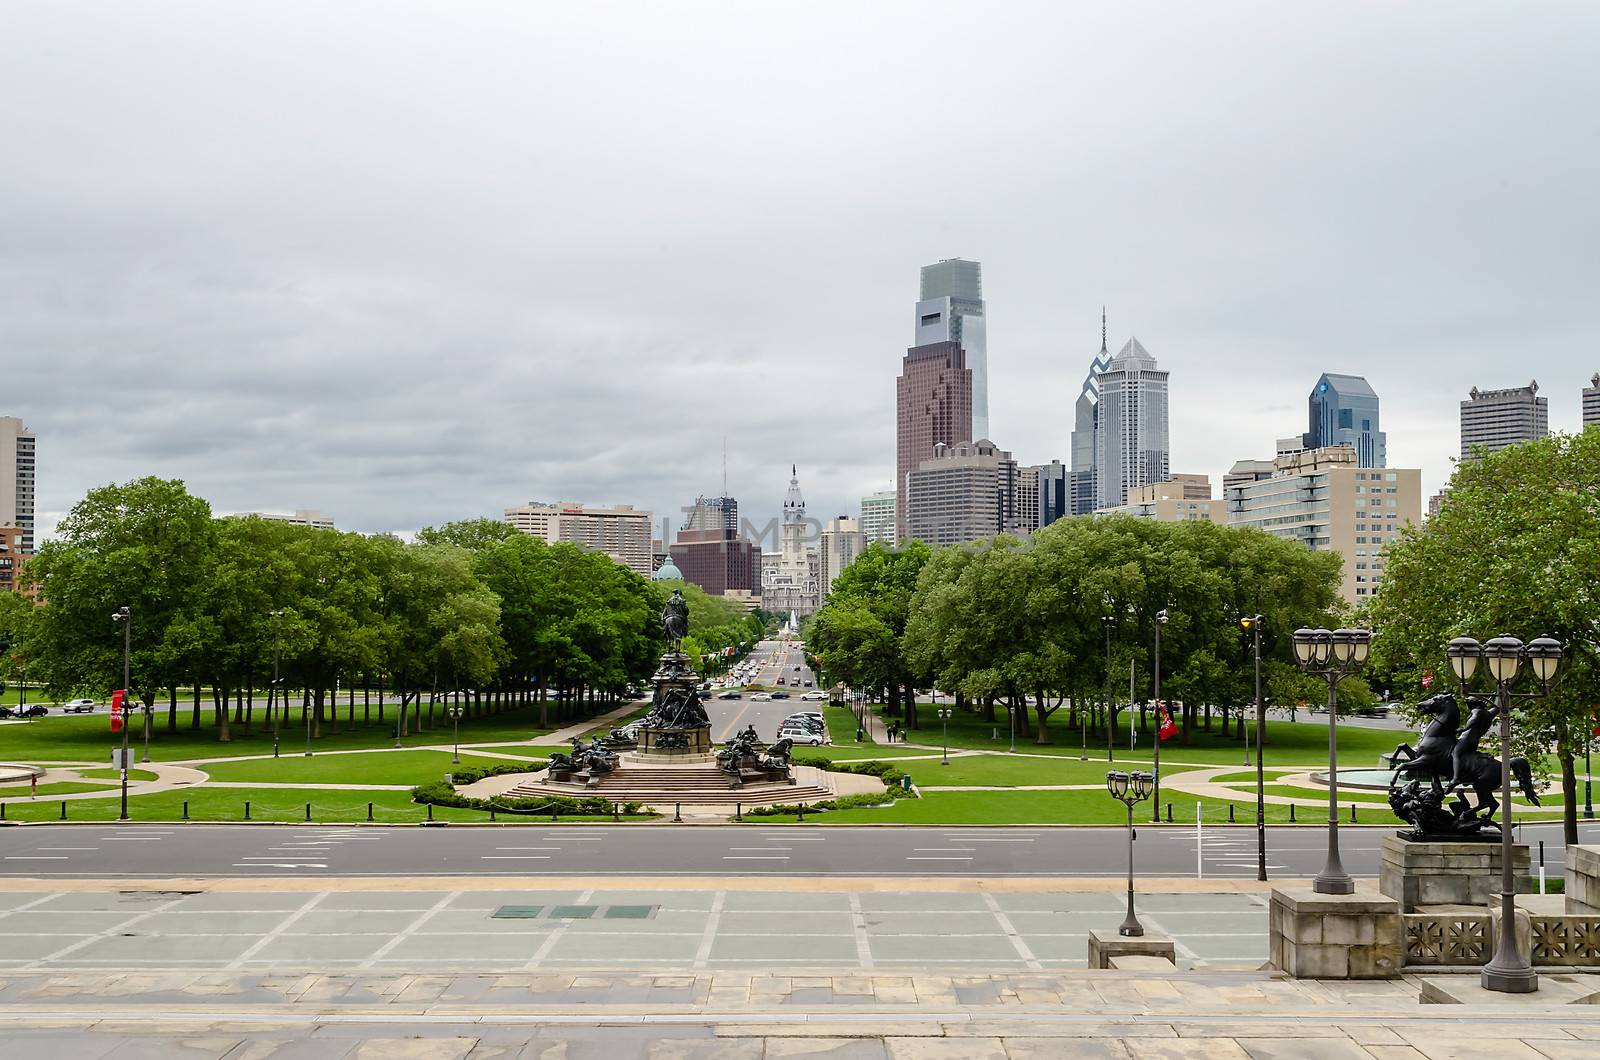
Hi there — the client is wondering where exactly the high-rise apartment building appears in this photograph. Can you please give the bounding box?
[1069,311,1115,516]
[1222,459,1276,493]
[682,494,738,533]
[818,516,867,599]
[1306,373,1386,468]
[859,491,895,546]
[1094,338,1170,510]
[0,417,36,553]
[895,340,973,543]
[1584,373,1600,428]
[669,527,757,598]
[1226,446,1421,605]
[1013,466,1041,536]
[761,467,819,616]
[1099,476,1226,524]
[1030,460,1071,529]
[915,259,988,442]
[504,501,654,576]
[1460,381,1547,460]
[905,440,1018,547]
[231,509,335,531]
[0,525,28,593]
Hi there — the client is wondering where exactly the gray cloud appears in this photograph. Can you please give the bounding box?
[3,1,1597,543]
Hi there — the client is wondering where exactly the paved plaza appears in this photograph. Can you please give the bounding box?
[0,885,1270,972]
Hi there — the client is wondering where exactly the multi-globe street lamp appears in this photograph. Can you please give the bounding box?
[1446,633,1562,994]
[1241,614,1268,882]
[447,702,465,764]
[1106,769,1155,936]
[938,708,953,765]
[1291,626,1372,895]
[1152,609,1168,823]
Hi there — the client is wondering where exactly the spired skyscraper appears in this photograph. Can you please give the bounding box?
[1069,310,1115,516]
[1094,337,1170,510]
[915,259,988,442]
[1306,373,1386,468]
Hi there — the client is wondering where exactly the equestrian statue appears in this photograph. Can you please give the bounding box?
[1385,690,1540,840]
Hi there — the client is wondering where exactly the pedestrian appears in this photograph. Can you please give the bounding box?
[31,772,37,799]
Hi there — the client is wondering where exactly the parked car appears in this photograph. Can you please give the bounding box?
[787,710,825,723]
[777,725,824,747]
[800,690,827,701]
[802,680,812,687]
[771,690,791,699]
[62,699,97,714]
[16,704,47,718]
[0,706,12,719]
[750,692,773,702]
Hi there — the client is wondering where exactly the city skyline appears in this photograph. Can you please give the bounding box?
[2,5,1597,542]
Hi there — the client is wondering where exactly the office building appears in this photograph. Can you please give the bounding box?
[896,340,973,542]
[859,491,895,546]
[1305,373,1387,467]
[1098,476,1226,524]
[761,467,819,616]
[1460,381,1547,460]
[669,527,757,597]
[1226,446,1421,605]
[231,509,335,531]
[682,494,738,533]
[905,439,1018,547]
[1030,460,1071,529]
[1584,373,1600,428]
[1223,458,1276,492]
[504,502,653,576]
[0,417,36,553]
[1069,311,1115,516]
[1094,337,1170,510]
[818,516,867,599]
[0,525,28,593]
[915,258,988,442]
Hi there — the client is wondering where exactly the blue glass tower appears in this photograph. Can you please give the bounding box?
[1307,373,1386,468]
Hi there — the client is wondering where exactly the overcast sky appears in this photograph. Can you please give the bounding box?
[3,2,1597,546]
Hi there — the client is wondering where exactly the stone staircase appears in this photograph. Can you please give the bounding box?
[500,761,834,808]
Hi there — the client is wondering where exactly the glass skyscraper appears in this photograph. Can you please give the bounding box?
[1306,373,1387,468]
[915,259,988,441]
[1094,337,1169,510]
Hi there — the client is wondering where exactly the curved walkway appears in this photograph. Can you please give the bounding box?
[0,762,208,805]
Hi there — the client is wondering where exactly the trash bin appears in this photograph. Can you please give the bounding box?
[900,775,912,792]
[855,727,865,743]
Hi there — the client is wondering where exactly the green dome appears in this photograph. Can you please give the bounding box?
[653,555,683,581]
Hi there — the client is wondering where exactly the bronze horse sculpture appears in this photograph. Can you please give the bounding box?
[1386,690,1540,839]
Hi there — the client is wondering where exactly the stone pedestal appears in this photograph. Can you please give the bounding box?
[1567,844,1600,914]
[1379,834,1532,910]
[1087,928,1175,969]
[636,725,712,756]
[1269,887,1403,979]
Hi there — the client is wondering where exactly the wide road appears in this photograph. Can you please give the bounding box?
[2,820,1592,879]
[708,638,826,745]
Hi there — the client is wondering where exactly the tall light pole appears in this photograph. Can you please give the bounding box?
[1242,614,1267,881]
[1152,610,1168,822]
[448,701,464,764]
[112,606,131,821]
[1102,614,1114,762]
[1292,626,1371,895]
[1449,634,1563,994]
[1106,769,1154,936]
[939,707,952,765]
[270,610,285,758]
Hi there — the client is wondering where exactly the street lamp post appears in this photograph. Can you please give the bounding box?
[1448,634,1563,994]
[269,611,285,758]
[1106,769,1155,936]
[448,702,464,764]
[1242,614,1267,881]
[1292,626,1372,895]
[939,708,952,765]
[1153,610,1168,824]
[111,606,131,822]
[1102,615,1114,762]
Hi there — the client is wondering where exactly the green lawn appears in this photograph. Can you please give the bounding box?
[76,767,160,783]
[0,705,560,763]
[0,781,119,798]
[0,786,653,824]
[905,754,1205,788]
[198,749,543,786]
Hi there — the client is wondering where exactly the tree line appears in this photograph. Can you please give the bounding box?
[806,516,1353,747]
[0,477,765,742]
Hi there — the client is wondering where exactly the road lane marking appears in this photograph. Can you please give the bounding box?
[4,856,68,861]
[905,856,972,861]
[480,856,550,860]
[729,847,790,851]
[227,891,329,969]
[361,889,460,969]
[231,863,328,869]
[38,847,98,851]
[495,847,558,851]
[722,856,789,860]
[914,848,975,852]
[692,890,725,969]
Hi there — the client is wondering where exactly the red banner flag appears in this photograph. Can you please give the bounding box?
[1158,703,1178,741]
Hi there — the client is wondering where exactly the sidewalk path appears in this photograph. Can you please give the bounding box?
[535,699,646,744]
[0,762,206,805]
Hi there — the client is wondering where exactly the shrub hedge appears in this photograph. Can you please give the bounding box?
[411,769,650,818]
[741,757,916,817]
[442,760,547,786]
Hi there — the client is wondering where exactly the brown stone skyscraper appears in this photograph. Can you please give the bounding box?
[895,340,972,542]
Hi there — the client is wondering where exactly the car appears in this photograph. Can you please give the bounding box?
[16,704,47,718]
[802,680,812,687]
[800,690,826,701]
[777,726,824,747]
[776,677,785,685]
[793,665,801,671]
[718,690,741,699]
[62,699,97,714]
[0,706,12,719]
[750,692,773,702]
[787,709,825,722]
[771,690,791,699]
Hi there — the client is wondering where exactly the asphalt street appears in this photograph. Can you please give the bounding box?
[3,820,1593,879]
[708,638,826,746]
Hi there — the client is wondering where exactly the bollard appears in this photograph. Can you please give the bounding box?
[1166,803,1172,823]
[736,802,742,822]
[427,803,434,822]
[1,803,5,821]
[61,800,67,820]
[306,803,312,822]
[797,804,804,822]
[1228,804,1235,823]
[612,801,619,822]
[182,800,189,821]
[1350,803,1356,823]
[1289,803,1296,823]
[245,801,251,820]
[367,802,373,822]
[674,802,681,823]
[489,805,496,821]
